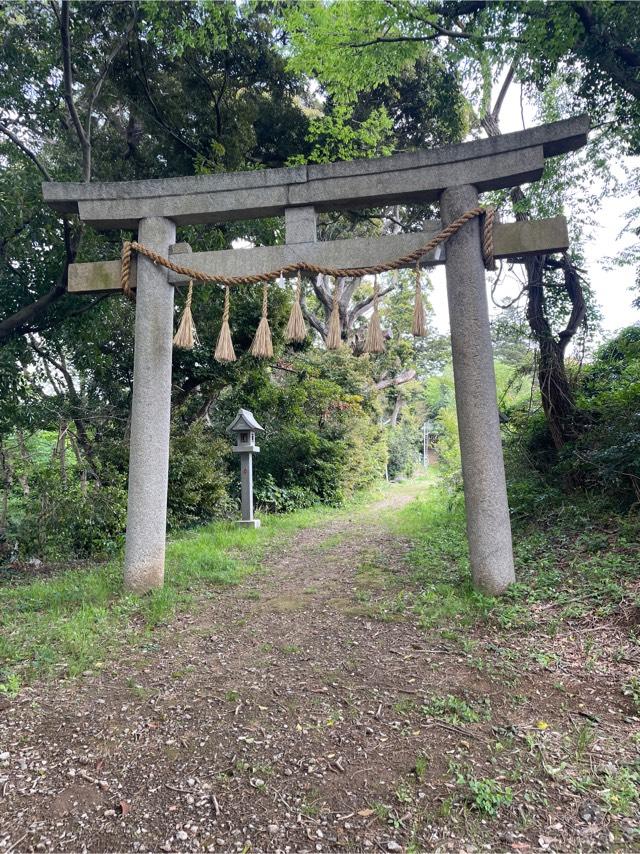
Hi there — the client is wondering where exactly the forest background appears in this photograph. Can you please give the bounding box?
[1,0,639,563]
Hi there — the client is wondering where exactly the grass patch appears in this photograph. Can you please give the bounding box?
[386,478,640,633]
[422,694,486,725]
[451,765,514,816]
[0,492,380,688]
[388,482,492,628]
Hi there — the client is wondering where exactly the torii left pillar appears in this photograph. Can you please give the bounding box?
[124,217,176,593]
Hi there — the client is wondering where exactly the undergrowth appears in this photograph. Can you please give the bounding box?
[0,486,386,691]
[389,479,640,633]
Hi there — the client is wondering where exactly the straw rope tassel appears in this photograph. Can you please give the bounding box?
[412,263,427,337]
[326,278,342,350]
[364,275,385,354]
[173,280,199,349]
[250,281,273,359]
[285,271,307,343]
[214,285,236,363]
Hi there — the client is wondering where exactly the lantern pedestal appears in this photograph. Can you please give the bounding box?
[227,409,265,530]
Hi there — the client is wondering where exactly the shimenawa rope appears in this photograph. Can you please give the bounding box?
[119,206,496,295]
[123,206,495,357]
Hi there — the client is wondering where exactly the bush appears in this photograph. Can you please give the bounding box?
[254,473,315,513]
[14,467,127,560]
[168,421,233,528]
[505,325,640,515]
[387,421,421,480]
[209,352,387,509]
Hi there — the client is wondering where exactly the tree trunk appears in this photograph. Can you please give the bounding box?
[524,253,582,449]
[390,394,404,428]
[481,73,586,450]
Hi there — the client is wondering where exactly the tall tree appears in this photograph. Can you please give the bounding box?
[280,0,634,446]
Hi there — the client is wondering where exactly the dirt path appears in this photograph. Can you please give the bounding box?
[0,482,636,852]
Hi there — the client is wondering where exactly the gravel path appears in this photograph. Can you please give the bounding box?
[1,481,636,852]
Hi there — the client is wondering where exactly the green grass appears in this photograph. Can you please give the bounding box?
[387,481,493,628]
[422,694,486,725]
[0,492,382,689]
[386,478,640,633]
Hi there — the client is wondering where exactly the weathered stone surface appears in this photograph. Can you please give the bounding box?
[440,184,515,595]
[285,206,317,244]
[68,216,569,293]
[123,216,176,594]
[43,116,589,229]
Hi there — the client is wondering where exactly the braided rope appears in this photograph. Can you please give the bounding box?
[482,207,496,270]
[222,285,230,323]
[121,241,134,301]
[120,207,495,295]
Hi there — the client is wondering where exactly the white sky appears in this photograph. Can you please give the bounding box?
[429,84,640,340]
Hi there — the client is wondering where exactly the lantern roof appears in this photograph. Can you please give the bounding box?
[227,408,264,434]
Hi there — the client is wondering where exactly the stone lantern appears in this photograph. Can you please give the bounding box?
[227,408,264,528]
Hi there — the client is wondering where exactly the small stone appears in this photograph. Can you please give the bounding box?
[177,830,189,841]
[387,842,402,852]
[579,801,601,824]
[0,752,10,761]
[268,825,279,835]
[103,809,116,818]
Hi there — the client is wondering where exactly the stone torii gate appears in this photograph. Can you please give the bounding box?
[43,115,589,597]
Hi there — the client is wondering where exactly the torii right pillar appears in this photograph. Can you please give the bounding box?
[440,184,515,595]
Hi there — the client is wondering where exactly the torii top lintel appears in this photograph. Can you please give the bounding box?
[43,116,589,230]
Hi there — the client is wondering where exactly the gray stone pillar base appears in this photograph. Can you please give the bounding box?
[236,519,261,529]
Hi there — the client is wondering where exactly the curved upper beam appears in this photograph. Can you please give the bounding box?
[43,116,589,230]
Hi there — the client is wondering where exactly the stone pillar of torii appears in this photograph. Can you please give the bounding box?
[43,115,590,596]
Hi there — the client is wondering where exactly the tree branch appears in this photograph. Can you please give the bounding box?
[59,0,91,181]
[375,369,417,390]
[0,121,51,181]
[491,63,515,122]
[86,13,137,120]
[300,298,326,339]
[349,284,394,325]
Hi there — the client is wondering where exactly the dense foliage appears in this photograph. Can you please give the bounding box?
[504,326,640,515]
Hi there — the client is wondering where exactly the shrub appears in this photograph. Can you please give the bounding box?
[14,467,127,560]
[505,325,640,515]
[387,421,421,479]
[209,353,387,509]
[168,421,233,528]
[254,473,315,513]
